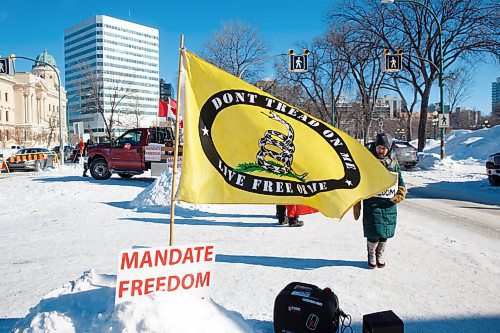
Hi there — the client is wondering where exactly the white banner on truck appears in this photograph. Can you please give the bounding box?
[144,146,162,162]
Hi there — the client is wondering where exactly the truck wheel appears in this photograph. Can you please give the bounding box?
[90,158,111,180]
[488,176,500,186]
[118,173,133,179]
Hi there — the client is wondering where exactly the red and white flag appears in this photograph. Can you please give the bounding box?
[158,98,183,128]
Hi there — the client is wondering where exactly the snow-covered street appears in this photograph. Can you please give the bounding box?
[1,127,499,332]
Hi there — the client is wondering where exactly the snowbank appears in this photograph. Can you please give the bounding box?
[13,270,253,333]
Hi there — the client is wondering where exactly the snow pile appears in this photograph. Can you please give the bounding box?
[12,270,253,333]
[131,167,181,210]
[424,125,499,162]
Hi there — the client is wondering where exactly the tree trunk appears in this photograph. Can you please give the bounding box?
[417,86,432,152]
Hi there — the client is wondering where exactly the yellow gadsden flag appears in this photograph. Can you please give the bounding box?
[177,51,396,219]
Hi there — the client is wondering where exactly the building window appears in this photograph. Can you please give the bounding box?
[4,93,7,102]
[6,111,8,122]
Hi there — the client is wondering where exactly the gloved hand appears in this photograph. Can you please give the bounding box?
[390,187,408,204]
[353,201,361,220]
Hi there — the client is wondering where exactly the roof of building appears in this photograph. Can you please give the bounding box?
[33,49,57,69]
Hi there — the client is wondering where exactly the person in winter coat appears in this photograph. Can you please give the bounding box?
[353,133,407,269]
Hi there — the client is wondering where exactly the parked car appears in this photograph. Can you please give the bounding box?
[392,141,419,169]
[486,152,500,186]
[10,145,24,155]
[6,148,55,171]
[52,145,74,162]
[365,140,419,169]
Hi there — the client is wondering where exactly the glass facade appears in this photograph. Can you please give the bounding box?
[64,15,159,138]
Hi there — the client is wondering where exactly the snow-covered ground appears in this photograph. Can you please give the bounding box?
[1,127,499,333]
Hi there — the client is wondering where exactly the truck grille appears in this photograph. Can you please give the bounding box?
[495,156,500,165]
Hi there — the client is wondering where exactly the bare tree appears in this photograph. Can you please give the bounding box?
[272,35,350,126]
[333,24,389,143]
[330,0,500,151]
[201,19,269,82]
[129,95,145,128]
[79,68,137,140]
[45,108,59,147]
[445,65,473,113]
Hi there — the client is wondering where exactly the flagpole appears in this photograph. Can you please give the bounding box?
[169,34,184,246]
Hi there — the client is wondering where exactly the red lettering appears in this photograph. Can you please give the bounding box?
[193,246,204,262]
[118,280,130,298]
[167,275,180,291]
[182,248,194,264]
[156,276,166,291]
[205,245,214,261]
[169,249,182,265]
[196,271,211,287]
[144,277,155,295]
[139,251,152,268]
[182,274,194,289]
[131,279,143,296]
[120,252,138,269]
[155,249,168,266]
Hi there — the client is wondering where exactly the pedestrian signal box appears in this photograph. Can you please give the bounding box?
[0,58,14,75]
[383,54,402,73]
[288,51,308,73]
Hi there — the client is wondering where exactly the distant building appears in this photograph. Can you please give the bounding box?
[375,95,402,118]
[0,50,68,148]
[64,15,159,140]
[452,107,481,129]
[160,79,173,102]
[492,77,500,116]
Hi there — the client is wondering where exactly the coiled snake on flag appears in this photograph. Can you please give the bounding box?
[256,111,307,179]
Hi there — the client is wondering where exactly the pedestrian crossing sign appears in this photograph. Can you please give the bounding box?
[438,113,450,128]
[383,54,402,73]
[288,54,308,73]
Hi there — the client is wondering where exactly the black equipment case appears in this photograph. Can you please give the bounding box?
[362,310,404,333]
[274,282,340,333]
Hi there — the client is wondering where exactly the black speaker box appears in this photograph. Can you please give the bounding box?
[362,310,404,333]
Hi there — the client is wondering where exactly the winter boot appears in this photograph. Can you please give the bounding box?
[278,216,288,225]
[367,241,378,269]
[288,216,304,227]
[376,242,387,268]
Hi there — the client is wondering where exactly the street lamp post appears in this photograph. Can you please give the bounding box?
[381,0,445,159]
[10,54,65,165]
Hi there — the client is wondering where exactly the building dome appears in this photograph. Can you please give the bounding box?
[32,49,58,69]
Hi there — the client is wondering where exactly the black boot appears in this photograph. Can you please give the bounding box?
[288,216,304,227]
[276,205,287,225]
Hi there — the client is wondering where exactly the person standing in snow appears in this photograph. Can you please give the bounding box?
[353,133,407,269]
[276,204,317,227]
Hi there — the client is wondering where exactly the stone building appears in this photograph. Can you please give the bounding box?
[0,50,68,148]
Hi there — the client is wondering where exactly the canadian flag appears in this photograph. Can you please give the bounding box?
[158,98,183,127]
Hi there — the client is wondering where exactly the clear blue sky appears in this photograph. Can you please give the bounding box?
[1,0,497,114]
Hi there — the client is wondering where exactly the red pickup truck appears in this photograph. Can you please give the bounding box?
[87,127,180,180]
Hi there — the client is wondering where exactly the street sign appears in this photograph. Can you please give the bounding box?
[438,113,450,128]
[288,53,308,73]
[383,54,402,73]
[0,58,14,75]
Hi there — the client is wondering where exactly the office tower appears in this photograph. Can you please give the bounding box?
[159,78,173,102]
[64,15,159,140]
[492,77,500,116]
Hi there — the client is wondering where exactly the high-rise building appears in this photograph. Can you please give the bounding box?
[64,15,159,140]
[159,79,173,102]
[492,77,500,116]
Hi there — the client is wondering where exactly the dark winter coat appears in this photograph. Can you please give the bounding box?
[362,147,406,239]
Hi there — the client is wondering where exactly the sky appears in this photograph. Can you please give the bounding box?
[1,127,499,332]
[0,0,498,114]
